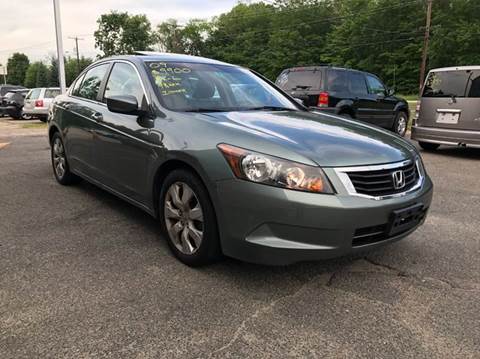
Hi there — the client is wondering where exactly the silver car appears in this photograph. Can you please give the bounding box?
[23,87,61,122]
[412,66,480,150]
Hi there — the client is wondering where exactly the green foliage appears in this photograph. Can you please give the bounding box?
[94,11,155,57]
[6,53,30,85]
[64,56,92,86]
[92,0,480,94]
[24,62,49,88]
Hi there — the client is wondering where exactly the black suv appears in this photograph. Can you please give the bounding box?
[0,89,30,119]
[275,66,409,136]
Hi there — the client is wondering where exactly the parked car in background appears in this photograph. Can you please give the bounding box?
[0,85,26,116]
[276,66,410,136]
[412,66,480,150]
[0,89,30,119]
[23,87,61,122]
[47,53,432,266]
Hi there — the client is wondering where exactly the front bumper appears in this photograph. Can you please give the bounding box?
[214,175,433,265]
[412,125,480,147]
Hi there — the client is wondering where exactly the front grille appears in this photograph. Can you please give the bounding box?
[347,161,418,197]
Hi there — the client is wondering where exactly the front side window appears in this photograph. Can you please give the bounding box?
[77,63,109,101]
[366,75,386,95]
[146,62,298,112]
[104,62,145,105]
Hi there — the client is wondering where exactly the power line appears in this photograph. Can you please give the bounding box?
[68,36,84,76]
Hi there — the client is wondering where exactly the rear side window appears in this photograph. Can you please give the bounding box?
[327,69,348,92]
[71,73,86,97]
[44,89,60,98]
[349,72,368,95]
[276,70,322,90]
[26,88,41,100]
[77,63,109,101]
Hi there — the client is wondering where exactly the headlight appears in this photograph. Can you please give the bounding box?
[217,143,334,194]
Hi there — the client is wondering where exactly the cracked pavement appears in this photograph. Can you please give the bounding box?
[1,118,479,358]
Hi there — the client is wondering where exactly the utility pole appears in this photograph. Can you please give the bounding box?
[53,0,67,93]
[419,0,433,93]
[68,36,84,76]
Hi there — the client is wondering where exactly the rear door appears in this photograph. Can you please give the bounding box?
[346,71,371,121]
[61,63,111,178]
[276,68,323,107]
[419,69,480,131]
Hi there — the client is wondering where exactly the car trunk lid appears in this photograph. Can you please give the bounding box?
[418,69,480,131]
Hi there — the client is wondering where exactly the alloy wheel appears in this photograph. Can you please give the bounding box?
[52,138,66,179]
[397,114,407,136]
[164,182,204,255]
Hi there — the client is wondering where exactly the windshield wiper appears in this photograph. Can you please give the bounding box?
[183,108,233,113]
[245,106,297,111]
[291,85,311,90]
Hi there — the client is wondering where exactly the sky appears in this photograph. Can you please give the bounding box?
[0,0,244,72]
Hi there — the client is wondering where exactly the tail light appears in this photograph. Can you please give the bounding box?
[317,92,329,107]
[414,100,421,125]
[35,99,44,108]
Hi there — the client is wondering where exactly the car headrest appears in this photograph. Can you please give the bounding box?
[192,80,215,99]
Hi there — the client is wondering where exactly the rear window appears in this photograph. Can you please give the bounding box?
[26,88,41,100]
[44,89,60,98]
[276,70,322,90]
[423,70,480,98]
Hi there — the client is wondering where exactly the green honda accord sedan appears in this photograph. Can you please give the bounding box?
[47,53,433,266]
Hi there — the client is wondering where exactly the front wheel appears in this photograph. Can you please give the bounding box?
[393,111,408,137]
[160,169,221,266]
[419,141,440,151]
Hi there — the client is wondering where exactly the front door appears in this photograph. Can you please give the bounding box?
[93,61,157,206]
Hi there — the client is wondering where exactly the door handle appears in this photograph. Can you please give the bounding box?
[92,113,103,122]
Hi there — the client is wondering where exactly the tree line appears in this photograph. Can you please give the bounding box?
[4,53,92,88]
[5,0,480,94]
[94,0,480,94]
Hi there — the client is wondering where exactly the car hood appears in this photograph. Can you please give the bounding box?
[206,110,417,167]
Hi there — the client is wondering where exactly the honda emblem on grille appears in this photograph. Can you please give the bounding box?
[392,170,406,190]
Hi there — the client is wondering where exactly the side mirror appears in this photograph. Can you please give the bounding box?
[387,88,395,96]
[106,95,145,116]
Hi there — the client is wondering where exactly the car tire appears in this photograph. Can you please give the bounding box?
[51,133,80,185]
[419,141,440,151]
[392,111,408,137]
[159,169,221,266]
[21,110,32,120]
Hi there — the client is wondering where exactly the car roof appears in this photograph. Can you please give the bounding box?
[283,66,366,74]
[101,52,235,67]
[430,65,480,72]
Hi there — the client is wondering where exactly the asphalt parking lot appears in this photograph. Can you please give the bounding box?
[1,118,479,358]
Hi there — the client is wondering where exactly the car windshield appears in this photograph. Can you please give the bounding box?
[146,61,299,112]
